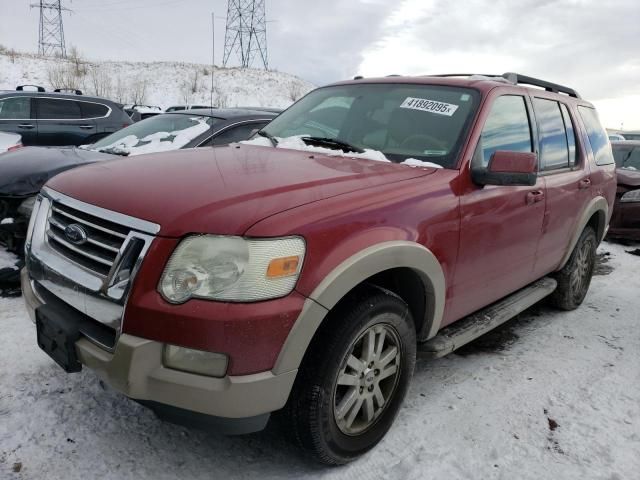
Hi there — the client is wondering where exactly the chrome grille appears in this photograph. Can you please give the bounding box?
[46,201,132,277]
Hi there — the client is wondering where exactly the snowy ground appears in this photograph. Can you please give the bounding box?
[1,241,639,479]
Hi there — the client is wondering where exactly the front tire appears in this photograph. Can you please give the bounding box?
[550,226,597,310]
[284,290,416,465]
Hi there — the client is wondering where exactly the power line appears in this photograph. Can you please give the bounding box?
[31,1,71,57]
[223,0,268,70]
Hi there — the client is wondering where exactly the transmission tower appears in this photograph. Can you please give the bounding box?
[223,0,268,70]
[31,1,70,58]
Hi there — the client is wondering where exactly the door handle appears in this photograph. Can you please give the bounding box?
[79,125,95,129]
[526,190,545,205]
[578,178,591,190]
[18,123,34,129]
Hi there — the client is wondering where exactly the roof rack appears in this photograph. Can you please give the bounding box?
[16,85,45,92]
[54,88,83,95]
[428,72,581,98]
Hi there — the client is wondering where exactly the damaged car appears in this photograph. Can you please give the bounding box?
[0,108,279,253]
[610,140,640,241]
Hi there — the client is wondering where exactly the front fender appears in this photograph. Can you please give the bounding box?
[273,241,445,375]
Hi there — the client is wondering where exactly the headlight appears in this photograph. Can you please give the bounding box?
[621,189,640,203]
[159,235,305,303]
[18,195,37,218]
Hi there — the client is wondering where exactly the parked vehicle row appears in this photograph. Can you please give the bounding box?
[20,72,617,464]
[610,140,640,240]
[0,108,279,253]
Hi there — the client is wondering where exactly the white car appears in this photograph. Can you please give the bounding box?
[0,132,22,154]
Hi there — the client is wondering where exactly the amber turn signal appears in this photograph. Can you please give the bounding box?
[267,256,300,278]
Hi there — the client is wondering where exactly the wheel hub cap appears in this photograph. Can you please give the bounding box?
[333,323,402,436]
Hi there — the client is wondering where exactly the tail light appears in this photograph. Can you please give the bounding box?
[7,143,23,152]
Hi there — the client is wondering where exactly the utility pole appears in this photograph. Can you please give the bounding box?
[223,0,268,70]
[31,1,71,58]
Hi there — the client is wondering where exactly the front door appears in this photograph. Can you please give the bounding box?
[448,94,546,323]
[0,96,38,145]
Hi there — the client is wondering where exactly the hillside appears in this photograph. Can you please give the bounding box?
[0,49,314,109]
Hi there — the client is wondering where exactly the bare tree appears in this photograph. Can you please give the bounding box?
[87,65,112,98]
[47,62,82,91]
[130,78,148,105]
[288,83,305,102]
[67,46,87,76]
[7,48,18,64]
[113,75,126,104]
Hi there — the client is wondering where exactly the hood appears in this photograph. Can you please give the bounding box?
[617,168,640,188]
[0,147,114,196]
[46,144,436,237]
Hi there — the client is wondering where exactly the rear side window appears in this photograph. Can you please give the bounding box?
[37,99,81,120]
[79,102,109,118]
[533,98,570,171]
[0,97,31,119]
[212,122,267,145]
[479,95,533,166]
[578,106,614,166]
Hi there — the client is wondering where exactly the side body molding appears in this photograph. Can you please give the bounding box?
[273,241,446,375]
[558,196,608,270]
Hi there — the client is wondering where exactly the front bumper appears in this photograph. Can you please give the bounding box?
[22,269,297,433]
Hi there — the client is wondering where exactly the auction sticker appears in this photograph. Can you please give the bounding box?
[400,97,459,116]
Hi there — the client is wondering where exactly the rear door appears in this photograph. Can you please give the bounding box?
[35,97,97,146]
[531,97,592,276]
[0,96,38,145]
[450,94,546,321]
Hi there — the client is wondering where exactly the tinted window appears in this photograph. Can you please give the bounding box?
[578,106,614,166]
[262,84,480,168]
[0,97,31,119]
[212,122,267,145]
[533,98,569,170]
[80,102,109,118]
[37,99,81,119]
[479,95,532,166]
[560,104,577,167]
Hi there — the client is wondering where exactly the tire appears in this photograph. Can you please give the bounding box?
[550,226,597,310]
[283,289,416,465]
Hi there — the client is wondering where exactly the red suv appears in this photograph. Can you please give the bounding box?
[23,73,616,464]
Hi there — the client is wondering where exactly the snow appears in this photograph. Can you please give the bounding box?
[242,136,445,168]
[0,218,14,225]
[0,131,21,153]
[0,51,314,110]
[622,166,638,171]
[1,241,639,478]
[95,119,211,156]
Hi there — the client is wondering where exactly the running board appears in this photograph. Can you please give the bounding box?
[417,277,557,359]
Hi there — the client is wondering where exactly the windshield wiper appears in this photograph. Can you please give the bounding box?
[257,130,278,146]
[301,136,365,154]
[96,147,130,157]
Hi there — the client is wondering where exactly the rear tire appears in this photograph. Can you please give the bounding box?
[283,289,416,465]
[550,226,597,310]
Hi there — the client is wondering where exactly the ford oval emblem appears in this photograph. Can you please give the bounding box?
[64,224,88,245]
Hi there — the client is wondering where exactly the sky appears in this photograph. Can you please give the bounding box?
[0,0,639,129]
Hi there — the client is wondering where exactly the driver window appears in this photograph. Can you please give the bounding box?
[478,95,533,167]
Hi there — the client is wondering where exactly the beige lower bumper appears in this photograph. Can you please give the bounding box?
[22,269,297,419]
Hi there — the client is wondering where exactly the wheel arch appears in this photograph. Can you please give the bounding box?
[558,196,608,270]
[272,241,446,375]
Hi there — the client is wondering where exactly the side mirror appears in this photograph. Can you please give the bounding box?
[472,151,538,186]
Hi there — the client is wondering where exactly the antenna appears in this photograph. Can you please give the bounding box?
[211,11,215,110]
[31,1,71,58]
[222,0,268,69]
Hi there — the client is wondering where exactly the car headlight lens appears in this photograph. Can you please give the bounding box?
[159,235,305,303]
[18,195,37,218]
[621,189,640,203]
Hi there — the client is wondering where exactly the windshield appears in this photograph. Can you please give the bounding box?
[89,114,217,156]
[613,145,640,171]
[259,83,479,168]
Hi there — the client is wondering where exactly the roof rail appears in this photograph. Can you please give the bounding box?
[54,88,83,95]
[16,85,45,92]
[427,72,581,98]
[501,72,580,98]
